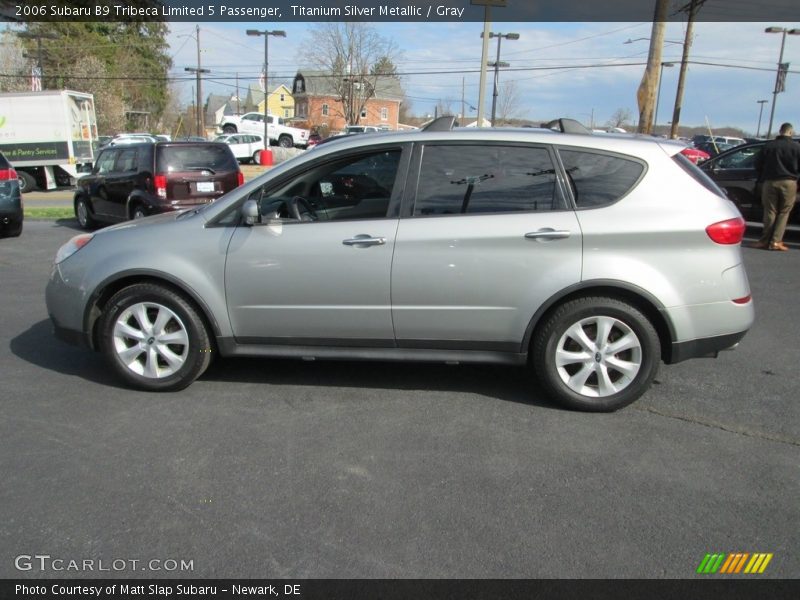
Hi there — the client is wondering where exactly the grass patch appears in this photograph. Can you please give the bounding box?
[25,207,74,220]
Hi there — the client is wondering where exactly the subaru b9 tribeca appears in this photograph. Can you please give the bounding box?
[46,126,753,411]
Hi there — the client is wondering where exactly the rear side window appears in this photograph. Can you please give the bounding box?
[157,144,236,173]
[558,149,644,208]
[413,144,565,216]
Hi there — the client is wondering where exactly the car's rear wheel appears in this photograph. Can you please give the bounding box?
[98,283,213,391]
[532,296,660,412]
[130,204,146,220]
[75,196,96,229]
[278,135,293,148]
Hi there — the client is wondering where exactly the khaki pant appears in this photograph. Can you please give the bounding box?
[759,179,798,245]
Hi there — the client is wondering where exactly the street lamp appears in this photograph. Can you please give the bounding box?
[246,29,286,165]
[483,31,519,126]
[756,99,769,138]
[764,27,800,139]
[654,62,675,134]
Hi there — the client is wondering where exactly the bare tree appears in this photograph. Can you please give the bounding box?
[497,80,521,125]
[303,23,400,125]
[607,108,634,130]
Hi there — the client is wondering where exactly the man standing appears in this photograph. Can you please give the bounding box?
[752,122,800,251]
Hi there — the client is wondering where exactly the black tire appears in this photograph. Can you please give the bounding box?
[278,135,293,148]
[222,124,237,134]
[1,220,22,238]
[74,196,97,229]
[531,296,661,412]
[130,204,146,220]
[98,283,213,391]
[17,170,37,193]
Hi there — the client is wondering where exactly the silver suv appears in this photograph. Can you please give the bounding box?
[46,121,754,411]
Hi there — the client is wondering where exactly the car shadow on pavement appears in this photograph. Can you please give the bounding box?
[201,356,558,409]
[10,319,125,389]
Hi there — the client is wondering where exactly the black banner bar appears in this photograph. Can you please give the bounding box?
[3,579,800,600]
[3,0,799,23]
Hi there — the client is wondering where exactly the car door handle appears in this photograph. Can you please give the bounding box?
[525,229,571,241]
[342,235,387,247]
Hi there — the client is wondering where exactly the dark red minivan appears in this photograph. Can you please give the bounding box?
[73,142,244,229]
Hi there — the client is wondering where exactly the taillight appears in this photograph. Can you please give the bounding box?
[237,171,244,187]
[154,174,167,198]
[733,294,752,305]
[0,167,18,181]
[706,217,746,245]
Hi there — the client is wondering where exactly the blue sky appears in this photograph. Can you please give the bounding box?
[168,21,800,135]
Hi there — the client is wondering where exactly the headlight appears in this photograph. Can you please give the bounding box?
[55,233,94,264]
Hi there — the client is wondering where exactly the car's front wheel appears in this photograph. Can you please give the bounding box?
[532,296,661,412]
[75,196,96,229]
[98,283,213,391]
[222,124,237,134]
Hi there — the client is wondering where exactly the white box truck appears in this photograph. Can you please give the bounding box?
[0,90,98,192]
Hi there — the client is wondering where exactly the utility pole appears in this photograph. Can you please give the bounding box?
[670,0,704,139]
[635,0,668,134]
[184,25,210,137]
[756,99,768,138]
[764,27,800,139]
[17,30,57,90]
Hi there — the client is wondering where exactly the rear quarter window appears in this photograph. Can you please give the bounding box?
[157,144,237,172]
[558,149,645,208]
[672,152,727,198]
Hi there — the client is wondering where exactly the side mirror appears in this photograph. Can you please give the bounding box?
[242,199,260,225]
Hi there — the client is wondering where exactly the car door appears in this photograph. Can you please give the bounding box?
[391,142,582,351]
[227,135,247,161]
[240,113,264,135]
[701,144,762,218]
[224,144,410,344]
[85,148,119,218]
[104,146,140,219]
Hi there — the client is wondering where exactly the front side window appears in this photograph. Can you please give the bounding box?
[558,149,644,208]
[94,150,117,174]
[413,144,564,216]
[253,149,402,222]
[715,146,761,170]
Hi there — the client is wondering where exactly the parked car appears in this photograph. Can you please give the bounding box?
[695,141,737,158]
[306,132,323,148]
[700,138,800,223]
[213,133,266,164]
[680,146,711,165]
[109,134,158,146]
[72,141,243,228]
[0,151,23,238]
[174,136,209,142]
[218,112,310,148]
[47,123,753,412]
[692,135,746,148]
[343,125,380,134]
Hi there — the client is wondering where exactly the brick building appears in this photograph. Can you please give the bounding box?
[291,70,403,134]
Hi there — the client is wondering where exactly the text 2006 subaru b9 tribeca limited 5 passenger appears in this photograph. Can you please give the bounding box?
[46,124,754,411]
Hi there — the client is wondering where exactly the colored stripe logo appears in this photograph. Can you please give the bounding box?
[697,553,773,574]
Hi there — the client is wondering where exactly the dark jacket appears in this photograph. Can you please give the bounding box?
[755,135,800,181]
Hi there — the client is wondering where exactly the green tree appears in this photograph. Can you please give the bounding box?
[20,21,172,132]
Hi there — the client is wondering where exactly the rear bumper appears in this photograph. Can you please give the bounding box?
[668,330,748,364]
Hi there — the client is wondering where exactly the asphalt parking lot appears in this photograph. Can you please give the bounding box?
[1,219,798,579]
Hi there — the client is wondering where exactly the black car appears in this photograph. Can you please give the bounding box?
[0,151,23,238]
[74,141,243,229]
[700,139,800,223]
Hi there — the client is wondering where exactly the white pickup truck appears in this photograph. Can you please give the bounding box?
[218,112,310,148]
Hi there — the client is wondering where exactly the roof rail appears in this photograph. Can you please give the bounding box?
[422,115,456,132]
[540,118,592,135]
